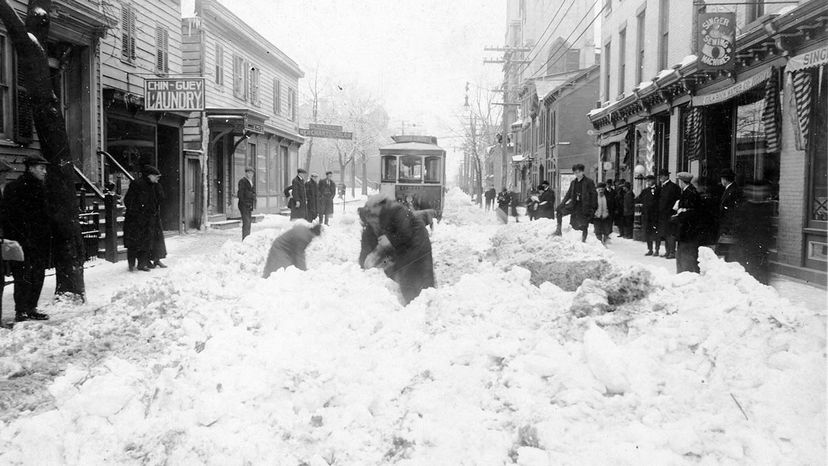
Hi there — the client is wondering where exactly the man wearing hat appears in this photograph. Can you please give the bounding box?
[0,159,20,326]
[554,163,597,242]
[537,180,555,219]
[716,168,741,261]
[317,171,336,225]
[1,154,53,321]
[237,167,256,240]
[671,172,702,273]
[305,173,319,223]
[123,165,165,272]
[636,174,660,256]
[656,168,681,259]
[290,168,308,220]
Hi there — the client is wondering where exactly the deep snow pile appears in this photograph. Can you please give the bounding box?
[440,187,497,226]
[0,192,824,465]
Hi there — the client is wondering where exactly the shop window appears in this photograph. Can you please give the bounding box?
[273,78,281,115]
[399,155,422,183]
[381,156,397,182]
[155,26,169,75]
[734,89,779,191]
[424,156,441,183]
[249,66,260,106]
[215,44,224,86]
[808,67,827,225]
[121,3,137,62]
[267,144,279,195]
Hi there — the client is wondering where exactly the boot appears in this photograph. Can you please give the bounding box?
[581,230,588,243]
[154,260,168,269]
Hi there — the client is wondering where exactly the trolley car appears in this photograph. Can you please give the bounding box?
[379,135,446,215]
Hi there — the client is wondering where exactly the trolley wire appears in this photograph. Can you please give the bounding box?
[528,0,606,80]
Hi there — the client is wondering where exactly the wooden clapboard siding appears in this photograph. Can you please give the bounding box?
[100,0,183,95]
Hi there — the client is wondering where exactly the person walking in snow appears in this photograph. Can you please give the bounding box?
[537,181,555,219]
[671,172,701,273]
[237,167,256,240]
[527,188,540,221]
[262,223,323,277]
[1,155,53,322]
[621,181,635,239]
[656,169,681,259]
[317,171,336,225]
[636,175,660,256]
[592,182,614,245]
[554,164,597,242]
[123,165,165,272]
[496,188,510,224]
[305,173,319,223]
[484,187,496,211]
[289,169,308,220]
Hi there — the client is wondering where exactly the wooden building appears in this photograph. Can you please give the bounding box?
[182,0,304,227]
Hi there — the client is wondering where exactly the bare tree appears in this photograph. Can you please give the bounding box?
[0,0,85,298]
[457,86,501,206]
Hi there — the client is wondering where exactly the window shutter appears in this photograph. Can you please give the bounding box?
[155,27,164,72]
[273,79,281,114]
[14,59,32,144]
[121,4,130,59]
[129,9,136,61]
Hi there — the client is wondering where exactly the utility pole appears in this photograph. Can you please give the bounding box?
[484,45,531,190]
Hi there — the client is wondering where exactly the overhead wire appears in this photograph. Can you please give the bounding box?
[528,0,605,80]
[514,0,578,75]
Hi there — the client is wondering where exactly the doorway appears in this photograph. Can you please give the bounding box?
[184,157,202,229]
[214,135,226,214]
[156,124,181,232]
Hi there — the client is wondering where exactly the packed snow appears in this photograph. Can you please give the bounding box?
[0,188,824,465]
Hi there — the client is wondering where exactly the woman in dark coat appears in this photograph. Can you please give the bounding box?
[123,166,164,271]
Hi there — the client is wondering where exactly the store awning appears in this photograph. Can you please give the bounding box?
[761,69,781,153]
[512,154,526,163]
[598,127,629,147]
[691,68,773,106]
[786,45,828,73]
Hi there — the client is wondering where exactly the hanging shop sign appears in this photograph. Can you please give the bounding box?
[144,78,205,111]
[697,12,736,71]
[786,45,828,73]
[691,67,773,107]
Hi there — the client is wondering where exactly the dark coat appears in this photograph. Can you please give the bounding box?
[496,190,510,210]
[123,176,163,255]
[657,180,681,237]
[561,176,597,230]
[289,175,308,220]
[318,178,336,215]
[637,185,659,234]
[484,188,496,202]
[237,177,256,213]
[734,200,772,284]
[537,188,555,219]
[592,192,615,221]
[262,225,317,277]
[718,183,742,238]
[305,179,319,220]
[671,184,701,242]
[1,172,52,267]
[622,189,635,216]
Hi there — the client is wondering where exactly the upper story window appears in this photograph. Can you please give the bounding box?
[287,87,296,121]
[233,55,248,100]
[155,27,169,74]
[618,27,626,95]
[249,66,260,106]
[658,0,670,70]
[215,44,224,86]
[272,78,281,115]
[636,9,646,83]
[603,41,611,101]
[746,0,765,24]
[121,3,137,62]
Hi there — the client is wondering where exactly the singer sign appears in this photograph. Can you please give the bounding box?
[697,12,736,71]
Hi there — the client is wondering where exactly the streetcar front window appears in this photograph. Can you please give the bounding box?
[424,156,441,183]
[399,155,423,183]
[381,156,397,182]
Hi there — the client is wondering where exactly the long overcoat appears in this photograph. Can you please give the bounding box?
[318,178,336,215]
[1,171,52,267]
[305,179,319,221]
[657,180,681,238]
[637,184,659,236]
[561,177,597,231]
[123,176,164,255]
[289,175,308,220]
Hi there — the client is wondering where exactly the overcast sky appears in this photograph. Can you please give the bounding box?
[181,0,505,178]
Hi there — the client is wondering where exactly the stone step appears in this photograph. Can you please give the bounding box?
[208,219,241,230]
[227,214,265,223]
[207,213,227,222]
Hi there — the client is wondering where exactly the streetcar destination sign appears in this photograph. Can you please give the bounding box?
[298,127,353,139]
[145,78,205,111]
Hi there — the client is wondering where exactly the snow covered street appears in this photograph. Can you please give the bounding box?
[0,189,825,465]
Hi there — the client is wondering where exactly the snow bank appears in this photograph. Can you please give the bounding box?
[441,187,497,226]
[0,194,824,465]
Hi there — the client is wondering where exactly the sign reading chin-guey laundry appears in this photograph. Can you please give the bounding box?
[145,78,205,111]
[697,12,736,71]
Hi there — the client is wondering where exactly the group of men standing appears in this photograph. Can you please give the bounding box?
[237,168,338,240]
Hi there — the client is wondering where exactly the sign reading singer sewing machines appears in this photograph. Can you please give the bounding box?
[144,78,205,111]
[697,12,736,71]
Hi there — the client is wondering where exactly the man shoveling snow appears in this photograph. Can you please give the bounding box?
[262,223,322,277]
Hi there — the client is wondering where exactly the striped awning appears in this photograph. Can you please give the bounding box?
[789,67,813,150]
[786,45,828,73]
[761,68,780,153]
[685,107,703,161]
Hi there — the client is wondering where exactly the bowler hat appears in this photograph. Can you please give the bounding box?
[658,168,670,177]
[676,172,693,183]
[644,174,656,181]
[298,168,308,174]
[597,182,606,188]
[142,165,161,176]
[245,166,255,173]
[719,168,736,180]
[23,154,50,166]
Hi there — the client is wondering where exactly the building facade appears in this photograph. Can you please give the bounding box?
[589,0,827,284]
[183,0,303,226]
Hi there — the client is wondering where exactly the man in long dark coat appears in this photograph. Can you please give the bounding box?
[237,167,256,240]
[305,173,319,223]
[733,182,773,284]
[656,169,681,259]
[2,155,52,322]
[317,171,336,225]
[0,159,15,327]
[124,166,164,272]
[289,168,308,220]
[537,181,555,219]
[716,168,741,261]
[554,164,597,242]
[637,175,660,255]
[671,172,701,273]
[359,195,434,305]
